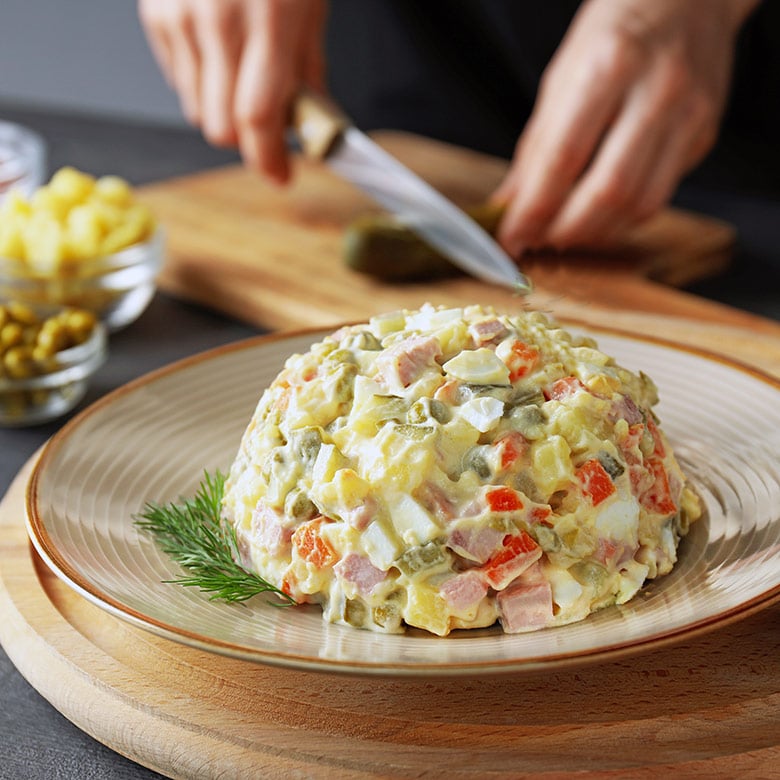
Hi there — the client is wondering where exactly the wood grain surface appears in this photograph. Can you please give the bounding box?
[0,457,778,779]
[141,132,780,373]
[143,131,746,331]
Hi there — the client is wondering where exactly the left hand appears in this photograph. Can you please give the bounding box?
[493,0,759,256]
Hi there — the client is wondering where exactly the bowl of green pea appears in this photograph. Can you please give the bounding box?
[0,300,107,426]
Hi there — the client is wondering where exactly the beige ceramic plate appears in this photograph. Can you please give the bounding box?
[26,327,780,675]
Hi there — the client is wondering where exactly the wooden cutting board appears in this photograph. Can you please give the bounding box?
[142,131,744,334]
[141,132,780,373]
[1,455,778,779]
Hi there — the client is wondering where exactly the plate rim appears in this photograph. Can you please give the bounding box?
[25,321,780,676]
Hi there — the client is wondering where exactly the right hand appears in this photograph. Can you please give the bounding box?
[138,0,327,184]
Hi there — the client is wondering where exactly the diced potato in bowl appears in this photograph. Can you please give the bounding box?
[0,167,162,331]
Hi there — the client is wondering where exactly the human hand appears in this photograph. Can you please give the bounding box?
[494,0,760,256]
[138,0,327,184]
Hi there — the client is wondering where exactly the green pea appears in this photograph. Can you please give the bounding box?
[3,345,36,379]
[569,560,608,588]
[344,599,367,627]
[1,322,24,350]
[509,405,547,439]
[6,301,37,326]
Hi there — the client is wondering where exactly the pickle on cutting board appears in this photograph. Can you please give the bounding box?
[343,202,505,282]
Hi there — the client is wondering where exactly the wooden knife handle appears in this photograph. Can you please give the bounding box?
[292,89,349,160]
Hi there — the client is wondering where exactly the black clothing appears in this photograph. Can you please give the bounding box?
[325,1,780,198]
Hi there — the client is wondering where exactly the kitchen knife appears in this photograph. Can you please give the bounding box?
[292,91,532,293]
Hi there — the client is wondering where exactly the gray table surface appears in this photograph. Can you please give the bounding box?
[0,103,778,779]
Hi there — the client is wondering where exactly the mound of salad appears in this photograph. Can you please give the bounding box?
[221,304,701,635]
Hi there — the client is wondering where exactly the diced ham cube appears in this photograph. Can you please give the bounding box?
[468,318,509,346]
[375,335,442,391]
[440,570,488,612]
[497,566,553,632]
[251,500,293,555]
[447,525,506,564]
[415,482,456,523]
[343,497,378,530]
[608,395,643,425]
[594,537,637,567]
[334,553,387,595]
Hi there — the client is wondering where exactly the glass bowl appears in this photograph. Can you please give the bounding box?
[0,308,107,427]
[0,228,164,332]
[0,121,47,201]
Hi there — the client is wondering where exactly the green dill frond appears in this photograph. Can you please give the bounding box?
[135,471,295,606]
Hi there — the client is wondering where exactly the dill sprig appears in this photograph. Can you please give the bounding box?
[135,471,295,605]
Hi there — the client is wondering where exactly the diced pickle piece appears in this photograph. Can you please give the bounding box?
[284,488,318,521]
[510,405,547,440]
[462,446,491,480]
[508,388,545,407]
[408,397,452,425]
[289,426,323,463]
[395,423,435,441]
[326,348,357,366]
[395,541,446,576]
[371,395,408,423]
[597,451,625,479]
[344,330,382,351]
[330,363,358,404]
[532,525,561,553]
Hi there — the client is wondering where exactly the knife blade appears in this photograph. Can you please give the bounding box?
[292,91,532,293]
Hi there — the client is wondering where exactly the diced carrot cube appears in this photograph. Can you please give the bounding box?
[528,505,553,526]
[292,518,338,568]
[577,458,616,506]
[505,341,540,381]
[483,531,541,590]
[641,458,677,515]
[544,376,586,401]
[495,431,527,470]
[486,486,524,512]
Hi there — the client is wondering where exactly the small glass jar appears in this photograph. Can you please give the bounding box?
[0,308,107,427]
[0,228,164,332]
[0,121,46,202]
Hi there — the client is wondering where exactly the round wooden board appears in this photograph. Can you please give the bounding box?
[1,455,778,779]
